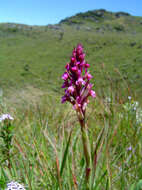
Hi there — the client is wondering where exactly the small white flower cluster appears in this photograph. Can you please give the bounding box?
[132,101,139,111]
[127,146,132,151]
[123,98,142,125]
[0,114,14,122]
[128,96,131,100]
[123,100,139,112]
[136,108,142,124]
[5,181,26,190]
[105,97,111,103]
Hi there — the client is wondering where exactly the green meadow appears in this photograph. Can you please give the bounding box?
[0,9,142,189]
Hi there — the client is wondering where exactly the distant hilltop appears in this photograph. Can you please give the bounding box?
[60,9,132,24]
[58,9,142,33]
[0,9,142,34]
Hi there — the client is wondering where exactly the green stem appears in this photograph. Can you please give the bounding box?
[79,117,91,187]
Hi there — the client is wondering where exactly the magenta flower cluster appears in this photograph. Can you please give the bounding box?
[61,44,96,113]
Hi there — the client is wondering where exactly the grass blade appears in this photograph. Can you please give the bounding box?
[60,130,72,176]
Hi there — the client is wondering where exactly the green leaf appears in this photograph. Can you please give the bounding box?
[60,130,72,176]
[8,125,14,132]
[0,179,6,189]
[130,180,142,190]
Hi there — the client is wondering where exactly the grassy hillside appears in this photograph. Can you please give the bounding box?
[0,10,142,190]
[0,9,142,105]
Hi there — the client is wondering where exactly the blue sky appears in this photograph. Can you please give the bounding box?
[0,0,142,25]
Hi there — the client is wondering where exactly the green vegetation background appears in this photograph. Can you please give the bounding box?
[0,9,142,105]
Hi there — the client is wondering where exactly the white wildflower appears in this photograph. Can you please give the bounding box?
[133,107,136,111]
[5,181,26,190]
[0,114,14,122]
[136,108,142,124]
[132,101,139,110]
[127,146,132,151]
[123,101,139,112]
[128,96,131,100]
[122,100,142,125]
[105,97,111,103]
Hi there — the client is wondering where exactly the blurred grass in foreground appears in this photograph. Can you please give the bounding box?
[0,80,142,189]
